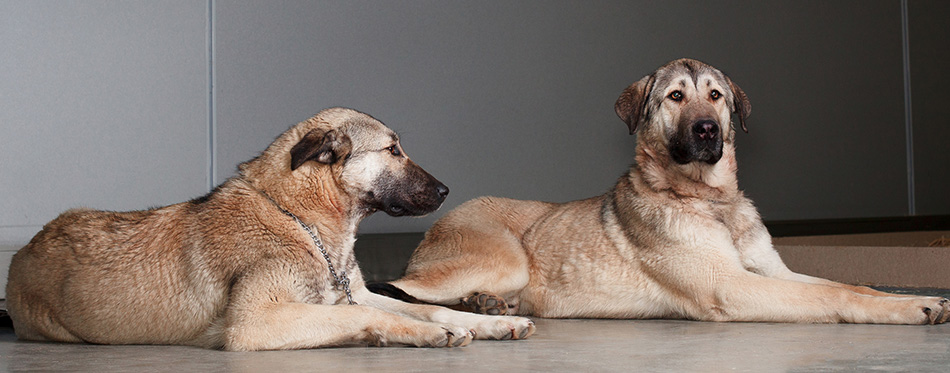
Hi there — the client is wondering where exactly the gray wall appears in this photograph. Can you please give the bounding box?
[1,1,947,253]
[1,1,209,245]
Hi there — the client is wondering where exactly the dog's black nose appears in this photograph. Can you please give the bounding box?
[693,120,719,140]
[436,184,450,199]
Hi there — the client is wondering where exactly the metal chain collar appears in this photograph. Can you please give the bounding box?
[281,210,357,305]
[260,191,357,305]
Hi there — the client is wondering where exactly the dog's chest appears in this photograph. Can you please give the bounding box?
[295,247,360,305]
[692,197,758,244]
[272,224,361,305]
[702,200,735,225]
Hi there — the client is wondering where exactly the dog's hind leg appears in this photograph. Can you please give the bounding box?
[379,197,549,316]
[387,229,529,315]
[5,302,82,343]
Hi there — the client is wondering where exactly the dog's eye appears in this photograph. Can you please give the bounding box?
[386,145,401,157]
[710,90,721,100]
[668,91,683,101]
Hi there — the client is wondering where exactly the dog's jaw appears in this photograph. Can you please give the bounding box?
[632,143,739,201]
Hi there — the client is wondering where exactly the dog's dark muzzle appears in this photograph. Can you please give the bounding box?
[382,181,449,217]
[369,162,449,217]
[670,119,724,165]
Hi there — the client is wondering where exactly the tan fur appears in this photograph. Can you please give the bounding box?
[389,59,950,324]
[5,107,535,350]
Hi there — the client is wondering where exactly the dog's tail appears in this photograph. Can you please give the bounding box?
[366,282,423,304]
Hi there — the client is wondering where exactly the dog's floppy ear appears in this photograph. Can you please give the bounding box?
[614,74,655,135]
[726,76,752,133]
[289,129,352,170]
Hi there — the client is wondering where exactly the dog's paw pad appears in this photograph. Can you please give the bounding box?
[460,292,509,315]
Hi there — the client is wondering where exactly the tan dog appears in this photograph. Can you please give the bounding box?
[374,59,950,324]
[5,107,535,351]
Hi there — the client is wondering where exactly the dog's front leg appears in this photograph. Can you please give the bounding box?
[650,243,949,324]
[701,270,948,324]
[217,302,473,351]
[734,223,906,297]
[353,287,536,340]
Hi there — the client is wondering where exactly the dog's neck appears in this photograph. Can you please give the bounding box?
[234,176,363,304]
[240,168,364,245]
[631,143,740,202]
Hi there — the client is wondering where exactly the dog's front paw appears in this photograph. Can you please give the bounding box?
[427,324,474,347]
[371,318,474,348]
[472,316,535,340]
[923,298,950,325]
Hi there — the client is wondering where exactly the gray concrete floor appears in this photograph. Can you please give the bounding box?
[2,316,950,372]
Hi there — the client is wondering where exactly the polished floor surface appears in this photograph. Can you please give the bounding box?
[2,315,950,372]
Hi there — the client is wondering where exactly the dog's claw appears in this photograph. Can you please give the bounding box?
[436,326,473,348]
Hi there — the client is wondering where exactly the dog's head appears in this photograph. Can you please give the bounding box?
[243,107,448,218]
[615,58,751,166]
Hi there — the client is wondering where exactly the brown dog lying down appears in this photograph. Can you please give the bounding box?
[6,107,535,351]
[371,59,950,325]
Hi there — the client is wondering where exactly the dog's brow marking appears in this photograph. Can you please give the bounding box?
[682,61,698,85]
[679,80,687,88]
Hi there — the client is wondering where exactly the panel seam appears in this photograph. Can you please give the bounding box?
[901,0,915,216]
[207,0,216,191]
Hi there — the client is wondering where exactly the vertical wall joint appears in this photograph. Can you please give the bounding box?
[901,0,915,216]
[207,0,216,191]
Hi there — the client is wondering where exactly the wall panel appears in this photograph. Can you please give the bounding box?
[0,1,209,245]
